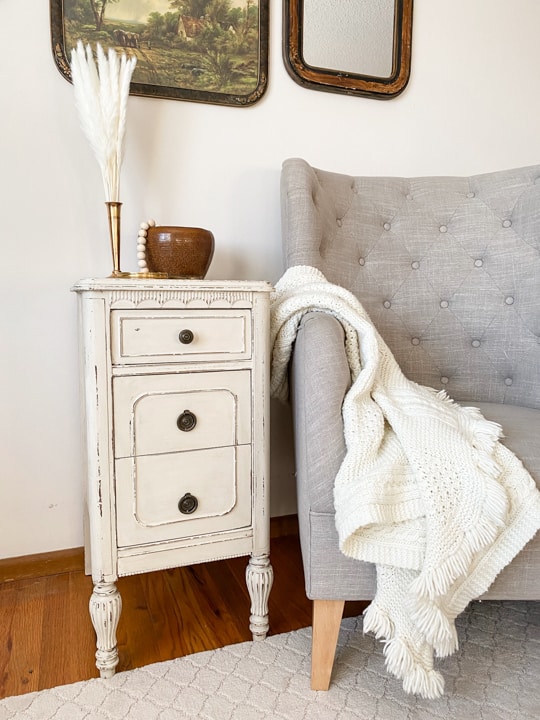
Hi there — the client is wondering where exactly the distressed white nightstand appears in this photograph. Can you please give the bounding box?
[72,279,273,678]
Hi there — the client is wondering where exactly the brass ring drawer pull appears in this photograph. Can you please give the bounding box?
[178,493,198,515]
[177,410,197,432]
[178,329,194,344]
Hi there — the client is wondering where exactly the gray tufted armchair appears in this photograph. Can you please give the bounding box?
[280,158,540,690]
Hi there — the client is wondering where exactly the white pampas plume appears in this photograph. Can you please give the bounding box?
[70,41,137,202]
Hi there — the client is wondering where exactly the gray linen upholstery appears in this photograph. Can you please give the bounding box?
[282,158,540,603]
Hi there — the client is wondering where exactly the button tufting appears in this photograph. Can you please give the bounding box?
[440,300,449,308]
[383,222,391,231]
[411,337,420,346]
[504,378,513,386]
[502,219,512,228]
[406,194,413,200]
[439,225,448,233]
[467,191,475,198]
[358,257,365,266]
[440,376,449,385]
[471,339,481,348]
[336,219,343,227]
[505,296,515,305]
[383,300,391,309]
[474,259,484,268]
[411,261,420,270]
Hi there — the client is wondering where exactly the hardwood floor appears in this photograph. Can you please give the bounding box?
[0,530,367,700]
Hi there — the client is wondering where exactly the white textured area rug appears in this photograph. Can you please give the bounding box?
[1,601,539,720]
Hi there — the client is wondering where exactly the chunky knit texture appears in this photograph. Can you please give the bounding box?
[270,265,540,698]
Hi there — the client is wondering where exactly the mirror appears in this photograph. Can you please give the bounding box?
[283,0,413,99]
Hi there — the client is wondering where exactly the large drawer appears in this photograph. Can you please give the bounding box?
[111,309,251,365]
[113,370,251,459]
[115,445,252,546]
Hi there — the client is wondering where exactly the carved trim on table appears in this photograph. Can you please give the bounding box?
[109,290,254,309]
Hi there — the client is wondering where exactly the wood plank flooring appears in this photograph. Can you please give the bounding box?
[0,532,367,699]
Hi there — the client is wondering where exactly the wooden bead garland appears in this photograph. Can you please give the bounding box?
[137,219,156,273]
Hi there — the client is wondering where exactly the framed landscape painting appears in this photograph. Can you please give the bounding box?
[50,0,269,106]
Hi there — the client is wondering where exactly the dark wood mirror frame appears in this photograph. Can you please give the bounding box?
[283,0,413,100]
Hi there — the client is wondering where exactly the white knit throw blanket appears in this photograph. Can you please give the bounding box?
[270,265,540,698]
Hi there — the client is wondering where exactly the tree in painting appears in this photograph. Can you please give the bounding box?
[64,1,120,30]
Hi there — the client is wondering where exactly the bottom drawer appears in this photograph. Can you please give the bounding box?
[116,445,252,547]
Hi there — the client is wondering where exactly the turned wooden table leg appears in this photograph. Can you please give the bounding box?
[246,554,273,640]
[89,581,122,678]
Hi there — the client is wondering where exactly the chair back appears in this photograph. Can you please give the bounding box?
[281,158,540,409]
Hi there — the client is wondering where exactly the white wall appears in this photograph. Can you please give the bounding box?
[1,0,539,558]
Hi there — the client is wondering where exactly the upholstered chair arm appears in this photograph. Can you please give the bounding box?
[290,312,351,513]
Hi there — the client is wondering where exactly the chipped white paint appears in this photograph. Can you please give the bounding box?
[246,554,274,640]
[89,582,122,679]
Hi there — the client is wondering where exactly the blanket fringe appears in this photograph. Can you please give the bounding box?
[364,603,446,699]
[410,478,508,602]
[460,405,505,481]
[409,596,458,657]
[363,602,394,640]
[383,637,445,699]
[436,390,504,477]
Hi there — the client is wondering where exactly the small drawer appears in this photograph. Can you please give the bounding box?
[115,445,252,546]
[113,370,251,459]
[111,309,251,365]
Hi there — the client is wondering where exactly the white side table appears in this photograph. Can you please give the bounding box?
[72,279,273,678]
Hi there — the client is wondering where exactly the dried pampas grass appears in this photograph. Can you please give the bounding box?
[70,41,137,203]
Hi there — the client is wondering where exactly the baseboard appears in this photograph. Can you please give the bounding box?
[0,547,85,583]
[0,514,299,584]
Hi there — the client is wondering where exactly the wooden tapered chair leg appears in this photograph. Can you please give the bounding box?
[311,599,345,690]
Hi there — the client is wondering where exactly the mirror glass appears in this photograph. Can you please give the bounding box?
[302,0,395,79]
[284,0,413,99]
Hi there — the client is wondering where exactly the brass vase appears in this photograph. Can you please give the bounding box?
[106,201,131,278]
